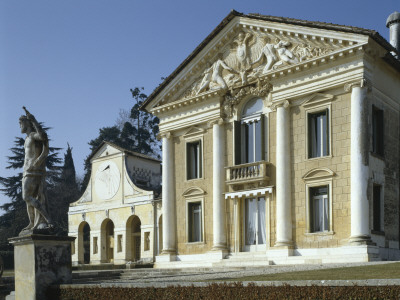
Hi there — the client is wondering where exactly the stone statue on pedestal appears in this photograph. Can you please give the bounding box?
[19,106,54,235]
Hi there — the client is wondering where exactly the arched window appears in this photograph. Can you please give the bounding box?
[234,98,266,164]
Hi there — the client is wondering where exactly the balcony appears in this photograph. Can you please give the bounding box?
[226,161,270,188]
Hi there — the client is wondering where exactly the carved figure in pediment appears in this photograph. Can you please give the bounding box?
[273,39,299,68]
[232,31,256,85]
[234,32,252,71]
[293,43,313,62]
[251,36,278,74]
[196,53,236,95]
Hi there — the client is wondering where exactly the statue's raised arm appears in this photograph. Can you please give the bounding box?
[22,106,48,142]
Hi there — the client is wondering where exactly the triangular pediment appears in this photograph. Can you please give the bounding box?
[302,93,335,107]
[91,142,123,162]
[183,126,205,138]
[145,12,369,112]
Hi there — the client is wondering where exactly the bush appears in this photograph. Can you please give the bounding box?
[47,283,400,300]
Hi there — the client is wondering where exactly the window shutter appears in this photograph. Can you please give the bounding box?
[234,120,241,165]
[260,114,266,161]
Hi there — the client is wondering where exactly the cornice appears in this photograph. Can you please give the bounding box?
[150,89,224,115]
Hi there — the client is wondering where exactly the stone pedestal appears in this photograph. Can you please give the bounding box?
[9,234,75,300]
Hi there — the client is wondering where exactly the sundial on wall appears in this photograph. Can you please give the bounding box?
[94,160,120,200]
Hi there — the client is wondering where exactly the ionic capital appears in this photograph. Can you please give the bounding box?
[158,131,172,140]
[344,78,371,92]
[207,118,225,128]
[271,99,290,111]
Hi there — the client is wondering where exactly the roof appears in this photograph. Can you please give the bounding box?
[141,10,397,112]
[88,140,161,163]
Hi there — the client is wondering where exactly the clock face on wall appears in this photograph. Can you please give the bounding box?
[94,161,121,200]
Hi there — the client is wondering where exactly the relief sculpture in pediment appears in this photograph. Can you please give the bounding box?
[174,30,336,102]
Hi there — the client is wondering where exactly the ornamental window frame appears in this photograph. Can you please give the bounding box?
[303,93,333,161]
[303,168,335,235]
[183,187,206,244]
[183,127,205,181]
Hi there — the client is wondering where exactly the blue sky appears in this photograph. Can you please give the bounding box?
[0,0,398,209]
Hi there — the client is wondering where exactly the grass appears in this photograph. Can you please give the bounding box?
[212,262,400,282]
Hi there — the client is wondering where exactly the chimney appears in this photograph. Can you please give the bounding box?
[386,11,400,59]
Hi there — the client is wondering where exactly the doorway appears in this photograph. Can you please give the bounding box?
[243,197,266,252]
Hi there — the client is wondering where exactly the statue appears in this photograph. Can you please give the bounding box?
[273,39,299,68]
[233,31,253,85]
[252,36,278,74]
[196,53,235,95]
[19,106,54,235]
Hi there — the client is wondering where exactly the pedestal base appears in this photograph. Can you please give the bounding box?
[268,245,294,257]
[155,253,176,262]
[9,234,75,300]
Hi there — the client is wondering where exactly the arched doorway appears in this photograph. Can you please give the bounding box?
[101,219,115,263]
[126,216,141,261]
[78,221,90,264]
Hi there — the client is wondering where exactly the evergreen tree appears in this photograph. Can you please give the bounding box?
[122,87,160,157]
[48,144,80,236]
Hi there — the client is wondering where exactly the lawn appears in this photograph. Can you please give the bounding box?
[216,262,400,281]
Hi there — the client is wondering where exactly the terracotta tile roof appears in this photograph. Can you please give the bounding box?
[141,10,397,112]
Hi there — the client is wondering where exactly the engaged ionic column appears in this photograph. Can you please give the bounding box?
[161,132,176,254]
[275,100,293,247]
[347,80,371,243]
[211,118,227,251]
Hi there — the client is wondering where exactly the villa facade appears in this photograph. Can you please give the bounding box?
[141,11,400,267]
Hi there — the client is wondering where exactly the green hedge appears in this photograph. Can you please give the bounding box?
[47,283,400,300]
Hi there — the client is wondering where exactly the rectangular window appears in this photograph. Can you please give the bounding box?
[308,110,329,158]
[187,141,202,180]
[310,186,329,232]
[188,202,202,242]
[373,185,382,231]
[372,106,384,156]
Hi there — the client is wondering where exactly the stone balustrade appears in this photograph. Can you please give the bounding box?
[226,161,270,186]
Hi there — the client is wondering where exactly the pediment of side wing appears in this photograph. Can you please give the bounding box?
[91,142,123,162]
[148,16,368,111]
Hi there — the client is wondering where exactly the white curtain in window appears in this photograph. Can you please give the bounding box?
[245,199,257,245]
[257,197,266,245]
[313,198,321,232]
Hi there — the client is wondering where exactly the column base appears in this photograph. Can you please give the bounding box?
[155,253,176,262]
[9,234,75,300]
[208,248,229,260]
[348,235,375,245]
[274,239,293,247]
